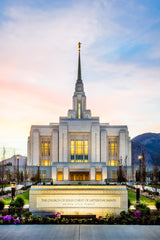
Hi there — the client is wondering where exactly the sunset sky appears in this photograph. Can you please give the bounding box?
[0,0,160,157]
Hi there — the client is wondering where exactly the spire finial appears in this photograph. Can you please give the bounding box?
[78,42,81,52]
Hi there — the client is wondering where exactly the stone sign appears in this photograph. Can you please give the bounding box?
[29,185,127,217]
[37,196,120,208]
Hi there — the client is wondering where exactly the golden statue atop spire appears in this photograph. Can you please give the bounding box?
[78,42,81,52]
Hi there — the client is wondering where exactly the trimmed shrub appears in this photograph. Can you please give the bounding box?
[22,211,32,218]
[8,197,24,216]
[0,200,5,211]
[155,199,160,211]
[153,192,159,196]
[134,203,150,215]
[14,197,25,208]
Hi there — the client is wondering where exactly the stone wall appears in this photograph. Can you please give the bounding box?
[29,185,128,217]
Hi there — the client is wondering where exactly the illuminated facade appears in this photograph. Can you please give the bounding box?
[27,43,131,183]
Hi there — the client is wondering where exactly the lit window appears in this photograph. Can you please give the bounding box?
[42,143,43,156]
[115,142,117,156]
[84,140,88,161]
[78,102,81,119]
[109,141,118,157]
[48,142,50,156]
[76,140,83,162]
[113,170,116,180]
[44,160,48,166]
[44,142,48,156]
[41,160,43,166]
[113,173,116,180]
[96,172,102,181]
[71,140,74,161]
[111,160,115,166]
[70,140,88,162]
[41,141,50,156]
[58,172,63,181]
[43,173,46,179]
[108,160,117,166]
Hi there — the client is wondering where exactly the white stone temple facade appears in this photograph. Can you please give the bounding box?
[27,43,131,183]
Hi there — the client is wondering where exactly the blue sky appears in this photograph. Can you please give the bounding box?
[0,0,160,157]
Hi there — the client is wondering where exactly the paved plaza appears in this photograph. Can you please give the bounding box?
[0,225,160,240]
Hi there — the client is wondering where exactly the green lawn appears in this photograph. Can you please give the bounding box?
[128,189,156,206]
[4,190,29,205]
[0,184,10,188]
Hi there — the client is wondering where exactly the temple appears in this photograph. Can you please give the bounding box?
[27,43,131,183]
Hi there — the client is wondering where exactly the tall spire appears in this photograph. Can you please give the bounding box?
[77,42,82,80]
[75,42,84,93]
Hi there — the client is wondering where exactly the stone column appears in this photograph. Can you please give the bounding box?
[91,124,100,162]
[106,132,109,166]
[129,139,132,166]
[90,167,95,181]
[32,129,40,166]
[52,129,59,163]
[52,167,57,181]
[119,130,126,164]
[100,129,106,163]
[59,124,68,162]
[27,137,31,165]
[63,167,69,181]
[102,167,107,181]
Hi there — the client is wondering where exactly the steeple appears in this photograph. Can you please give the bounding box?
[75,42,84,93]
[68,42,91,119]
[77,42,82,80]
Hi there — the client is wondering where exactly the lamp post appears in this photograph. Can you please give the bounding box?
[138,155,142,183]
[17,155,20,185]
[135,183,140,203]
[38,164,40,183]
[11,182,16,202]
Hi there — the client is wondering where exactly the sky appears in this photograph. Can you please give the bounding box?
[0,0,160,157]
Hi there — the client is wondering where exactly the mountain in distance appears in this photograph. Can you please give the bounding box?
[131,132,160,166]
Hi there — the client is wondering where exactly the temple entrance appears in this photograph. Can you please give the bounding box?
[70,172,89,181]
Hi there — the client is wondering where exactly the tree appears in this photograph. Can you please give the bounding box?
[152,146,159,194]
[136,169,140,182]
[0,161,5,195]
[132,155,135,182]
[117,158,126,183]
[5,168,12,182]
[141,151,146,191]
[124,156,128,183]
[20,171,24,182]
[24,164,28,182]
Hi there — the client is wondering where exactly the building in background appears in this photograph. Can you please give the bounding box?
[27,43,131,183]
[1,155,27,167]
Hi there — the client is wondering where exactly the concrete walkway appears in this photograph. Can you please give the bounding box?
[0,225,160,240]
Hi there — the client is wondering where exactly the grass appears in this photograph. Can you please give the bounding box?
[4,190,29,205]
[128,189,156,206]
[0,184,10,188]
